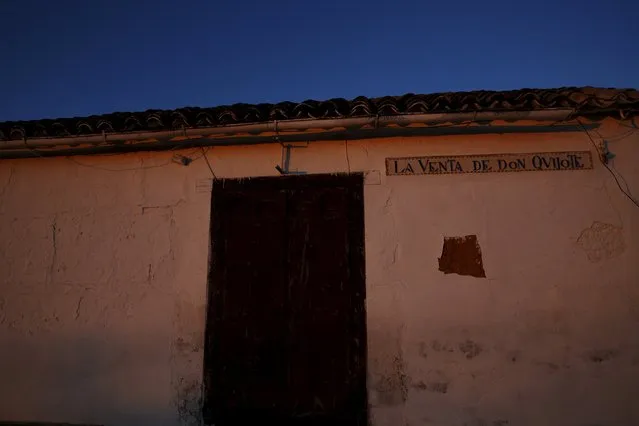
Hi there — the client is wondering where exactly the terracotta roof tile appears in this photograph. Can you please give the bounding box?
[1,87,637,141]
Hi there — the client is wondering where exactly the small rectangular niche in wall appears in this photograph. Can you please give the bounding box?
[438,235,486,278]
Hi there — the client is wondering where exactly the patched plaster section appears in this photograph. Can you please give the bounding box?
[577,221,625,262]
[438,235,486,278]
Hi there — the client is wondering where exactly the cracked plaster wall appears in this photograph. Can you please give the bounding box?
[0,119,638,426]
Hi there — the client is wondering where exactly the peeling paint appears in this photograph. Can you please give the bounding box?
[577,221,625,262]
[431,339,456,353]
[174,377,203,426]
[419,341,429,359]
[459,340,483,359]
[374,352,409,405]
[419,369,450,394]
[534,360,570,372]
[507,350,521,363]
[370,326,409,407]
[585,349,619,363]
[427,382,449,393]
[412,380,427,390]
[171,298,206,423]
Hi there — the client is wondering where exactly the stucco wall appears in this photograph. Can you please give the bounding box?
[0,119,638,426]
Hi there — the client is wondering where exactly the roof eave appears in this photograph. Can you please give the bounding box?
[0,109,581,160]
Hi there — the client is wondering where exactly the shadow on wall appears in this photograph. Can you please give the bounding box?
[0,329,200,426]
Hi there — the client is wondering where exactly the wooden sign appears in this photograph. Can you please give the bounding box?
[386,151,593,176]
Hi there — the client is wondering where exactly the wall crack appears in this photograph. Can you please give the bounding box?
[75,296,84,320]
[141,199,185,214]
[0,166,14,198]
[48,218,58,283]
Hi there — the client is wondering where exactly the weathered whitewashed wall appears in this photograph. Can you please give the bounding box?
[0,118,638,426]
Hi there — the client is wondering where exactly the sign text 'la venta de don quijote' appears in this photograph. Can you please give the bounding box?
[386,151,593,176]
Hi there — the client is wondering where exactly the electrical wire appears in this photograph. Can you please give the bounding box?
[66,142,194,171]
[612,163,632,195]
[616,118,639,130]
[65,156,173,171]
[592,126,637,199]
[201,147,217,180]
[21,136,218,176]
[21,138,189,172]
[186,147,208,161]
[594,127,637,142]
[579,121,639,209]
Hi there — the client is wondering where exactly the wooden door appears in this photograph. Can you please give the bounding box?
[203,174,367,426]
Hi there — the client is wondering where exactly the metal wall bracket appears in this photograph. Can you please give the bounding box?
[276,142,308,175]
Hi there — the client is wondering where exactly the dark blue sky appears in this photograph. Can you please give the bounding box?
[1,0,637,121]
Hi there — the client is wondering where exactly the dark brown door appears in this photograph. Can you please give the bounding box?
[203,174,367,426]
